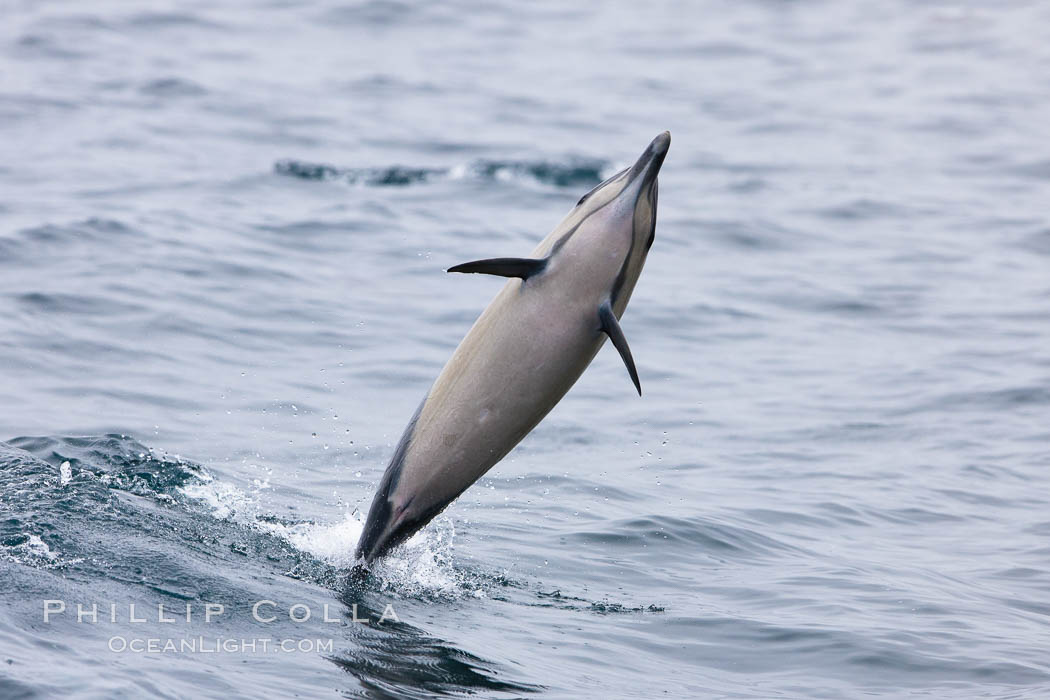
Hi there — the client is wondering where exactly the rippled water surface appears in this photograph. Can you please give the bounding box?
[3,1,1050,698]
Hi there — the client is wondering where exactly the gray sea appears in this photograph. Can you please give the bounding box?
[2,1,1049,698]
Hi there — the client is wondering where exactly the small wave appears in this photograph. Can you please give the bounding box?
[2,434,484,599]
[901,386,1050,416]
[0,217,138,263]
[318,1,451,28]
[703,218,805,251]
[273,157,608,189]
[1018,227,1050,256]
[534,589,665,615]
[14,33,86,60]
[810,198,917,221]
[6,434,206,495]
[564,513,801,561]
[15,291,146,317]
[124,12,227,30]
[139,77,208,97]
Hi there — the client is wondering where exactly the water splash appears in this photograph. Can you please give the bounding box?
[273,157,609,189]
[0,532,83,569]
[178,474,483,598]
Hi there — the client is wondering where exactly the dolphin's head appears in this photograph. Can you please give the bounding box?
[566,131,669,308]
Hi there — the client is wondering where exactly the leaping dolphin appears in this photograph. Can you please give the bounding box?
[354,131,670,567]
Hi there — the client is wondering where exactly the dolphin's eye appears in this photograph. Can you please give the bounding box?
[576,167,628,207]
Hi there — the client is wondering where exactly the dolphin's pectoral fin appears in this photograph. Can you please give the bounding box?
[447,257,546,280]
[599,301,641,396]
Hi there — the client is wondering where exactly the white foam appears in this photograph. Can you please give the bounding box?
[59,460,72,485]
[179,479,256,522]
[368,517,478,598]
[263,513,364,569]
[24,534,57,560]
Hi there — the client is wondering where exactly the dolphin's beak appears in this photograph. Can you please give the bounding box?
[354,481,411,565]
[626,131,670,192]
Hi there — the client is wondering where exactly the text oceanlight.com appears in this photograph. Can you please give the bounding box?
[108,637,335,654]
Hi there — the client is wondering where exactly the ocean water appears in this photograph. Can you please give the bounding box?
[2,1,1050,697]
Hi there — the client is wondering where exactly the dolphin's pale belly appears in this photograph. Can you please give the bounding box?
[392,275,605,518]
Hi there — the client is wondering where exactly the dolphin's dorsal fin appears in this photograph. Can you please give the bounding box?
[599,301,641,396]
[447,257,546,279]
